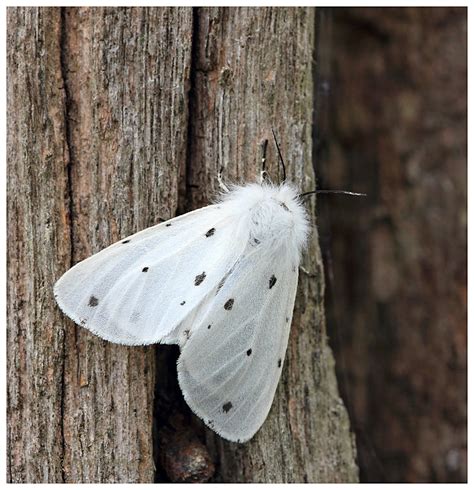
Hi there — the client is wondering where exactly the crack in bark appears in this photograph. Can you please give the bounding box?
[181,7,200,215]
[59,7,74,483]
[60,8,75,268]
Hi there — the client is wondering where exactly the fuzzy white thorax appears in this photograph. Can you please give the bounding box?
[218,182,310,263]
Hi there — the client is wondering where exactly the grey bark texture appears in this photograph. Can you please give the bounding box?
[7,7,358,483]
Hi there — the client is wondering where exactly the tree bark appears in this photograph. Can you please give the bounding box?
[316,7,467,483]
[7,7,70,483]
[7,6,358,483]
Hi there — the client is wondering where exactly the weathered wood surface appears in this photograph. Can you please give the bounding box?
[317,7,467,483]
[7,7,70,483]
[7,6,358,483]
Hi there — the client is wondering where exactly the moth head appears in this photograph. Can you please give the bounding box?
[227,183,310,257]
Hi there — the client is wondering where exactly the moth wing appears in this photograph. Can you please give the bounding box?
[54,205,244,345]
[177,248,299,442]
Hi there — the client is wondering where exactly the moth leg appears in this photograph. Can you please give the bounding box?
[217,166,230,192]
[299,265,317,278]
[260,171,270,184]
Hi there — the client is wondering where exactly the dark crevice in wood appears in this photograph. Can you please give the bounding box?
[59,7,73,483]
[180,6,200,215]
[7,425,13,482]
[59,8,75,267]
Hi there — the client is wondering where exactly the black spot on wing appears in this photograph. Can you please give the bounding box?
[246,349,252,356]
[269,275,277,289]
[222,402,232,413]
[224,298,234,310]
[122,239,130,244]
[88,296,99,307]
[180,300,186,306]
[166,223,172,227]
[278,358,282,368]
[205,228,215,237]
[194,272,206,286]
[207,324,212,329]
[142,267,149,272]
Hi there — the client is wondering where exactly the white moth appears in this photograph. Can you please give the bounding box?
[54,179,310,442]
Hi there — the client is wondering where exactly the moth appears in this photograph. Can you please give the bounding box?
[54,136,360,442]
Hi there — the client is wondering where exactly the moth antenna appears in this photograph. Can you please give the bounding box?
[299,189,367,199]
[260,139,269,184]
[261,139,268,172]
[271,128,287,183]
